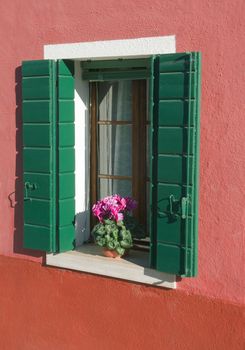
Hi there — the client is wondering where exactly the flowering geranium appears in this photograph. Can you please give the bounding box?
[92,194,146,256]
[92,194,137,223]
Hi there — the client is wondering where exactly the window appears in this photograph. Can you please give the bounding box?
[89,79,148,236]
[22,51,201,282]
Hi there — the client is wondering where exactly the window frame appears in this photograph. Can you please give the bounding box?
[23,38,200,283]
[44,36,177,288]
[89,80,148,232]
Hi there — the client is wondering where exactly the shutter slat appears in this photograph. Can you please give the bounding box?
[158,127,194,155]
[158,100,195,126]
[23,225,51,251]
[59,173,75,200]
[159,73,196,99]
[58,101,74,122]
[59,199,75,226]
[24,200,50,226]
[59,148,75,172]
[22,60,51,76]
[22,77,51,100]
[23,174,50,199]
[23,101,51,123]
[23,125,51,147]
[150,52,201,277]
[157,155,193,185]
[24,149,51,173]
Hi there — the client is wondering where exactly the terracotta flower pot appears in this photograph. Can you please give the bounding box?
[103,249,122,258]
[103,248,129,258]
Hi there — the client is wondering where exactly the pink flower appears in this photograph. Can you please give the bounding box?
[110,207,119,221]
[92,194,137,222]
[125,197,137,211]
[119,197,127,211]
[117,213,124,221]
[92,205,100,216]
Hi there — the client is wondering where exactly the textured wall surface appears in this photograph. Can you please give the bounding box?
[0,255,244,350]
[0,1,244,348]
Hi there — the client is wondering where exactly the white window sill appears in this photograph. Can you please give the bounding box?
[46,244,176,289]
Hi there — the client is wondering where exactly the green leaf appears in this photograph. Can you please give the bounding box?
[121,239,132,249]
[116,246,125,255]
[96,237,106,247]
[108,241,117,249]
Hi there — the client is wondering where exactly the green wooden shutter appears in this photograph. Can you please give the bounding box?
[150,52,201,277]
[22,59,75,252]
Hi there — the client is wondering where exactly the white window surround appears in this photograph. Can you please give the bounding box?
[45,36,176,289]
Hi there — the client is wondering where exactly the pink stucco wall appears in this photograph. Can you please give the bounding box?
[0,0,244,307]
[0,255,244,350]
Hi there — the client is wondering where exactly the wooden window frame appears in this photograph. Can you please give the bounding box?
[90,80,147,230]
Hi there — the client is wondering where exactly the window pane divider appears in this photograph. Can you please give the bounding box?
[97,120,132,125]
[98,174,132,180]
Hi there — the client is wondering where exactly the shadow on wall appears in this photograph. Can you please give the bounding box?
[11,66,44,259]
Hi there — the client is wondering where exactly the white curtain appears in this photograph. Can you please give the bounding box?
[98,80,132,198]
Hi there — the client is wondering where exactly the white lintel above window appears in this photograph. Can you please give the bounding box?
[44,35,176,60]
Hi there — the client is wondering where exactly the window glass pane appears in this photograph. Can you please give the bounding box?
[98,81,132,121]
[98,125,132,177]
[99,179,132,199]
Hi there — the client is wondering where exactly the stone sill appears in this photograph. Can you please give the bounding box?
[46,244,176,289]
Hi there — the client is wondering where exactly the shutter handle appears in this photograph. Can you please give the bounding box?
[169,194,175,215]
[24,182,37,201]
[169,194,178,218]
